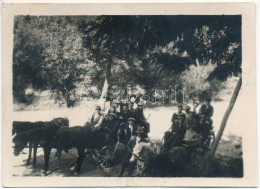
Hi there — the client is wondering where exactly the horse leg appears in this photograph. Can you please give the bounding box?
[26,142,32,165]
[32,143,38,167]
[58,148,62,159]
[43,147,51,175]
[55,148,62,159]
[73,147,85,174]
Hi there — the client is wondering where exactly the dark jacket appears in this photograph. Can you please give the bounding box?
[199,104,214,118]
[198,120,212,138]
[133,108,150,133]
[171,121,186,140]
[119,110,131,122]
[171,112,186,123]
[185,111,197,129]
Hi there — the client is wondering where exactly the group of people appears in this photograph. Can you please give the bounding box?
[84,94,151,158]
[84,95,214,175]
[163,97,214,153]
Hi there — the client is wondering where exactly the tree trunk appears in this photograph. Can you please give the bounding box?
[210,76,242,156]
[100,59,112,100]
[203,76,242,175]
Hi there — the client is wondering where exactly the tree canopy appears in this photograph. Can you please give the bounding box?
[13,15,241,106]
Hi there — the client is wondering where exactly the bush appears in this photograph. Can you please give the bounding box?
[181,62,224,101]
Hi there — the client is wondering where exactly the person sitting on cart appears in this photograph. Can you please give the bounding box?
[128,102,136,118]
[117,122,130,145]
[112,99,122,117]
[102,113,121,145]
[84,105,104,128]
[185,105,199,130]
[197,114,214,152]
[178,105,186,119]
[129,94,138,110]
[99,120,130,168]
[129,127,152,176]
[199,97,214,119]
[171,104,186,124]
[163,113,186,151]
[105,106,117,118]
[133,102,150,137]
[120,104,131,122]
[173,114,186,144]
[127,118,140,153]
[183,107,201,148]
[163,113,177,151]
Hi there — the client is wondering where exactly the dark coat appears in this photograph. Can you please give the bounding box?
[133,108,150,133]
[199,104,214,118]
[171,121,186,140]
[185,111,197,129]
[119,110,131,122]
[198,120,212,138]
[171,112,186,123]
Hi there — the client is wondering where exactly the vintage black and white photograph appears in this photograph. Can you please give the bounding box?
[2,2,257,187]
[10,14,244,177]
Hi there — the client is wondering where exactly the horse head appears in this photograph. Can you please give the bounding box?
[12,133,28,156]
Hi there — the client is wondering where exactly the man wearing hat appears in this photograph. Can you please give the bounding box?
[128,102,136,118]
[102,112,121,145]
[85,105,104,128]
[199,97,214,119]
[170,105,186,130]
[127,117,139,153]
[129,127,153,176]
[163,111,187,151]
[133,102,150,136]
[103,112,118,130]
[120,104,131,122]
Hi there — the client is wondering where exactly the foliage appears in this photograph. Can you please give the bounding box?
[180,63,224,100]
[13,16,47,103]
[13,16,93,107]
[39,17,91,107]
[13,15,241,107]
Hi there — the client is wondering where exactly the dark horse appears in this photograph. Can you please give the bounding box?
[13,124,64,175]
[143,140,203,177]
[13,117,127,175]
[54,121,128,175]
[144,145,190,177]
[12,117,69,166]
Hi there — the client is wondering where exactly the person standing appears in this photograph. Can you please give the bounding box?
[127,118,139,152]
[133,102,150,136]
[129,127,153,176]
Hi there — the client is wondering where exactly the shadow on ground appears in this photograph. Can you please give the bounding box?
[13,135,243,177]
